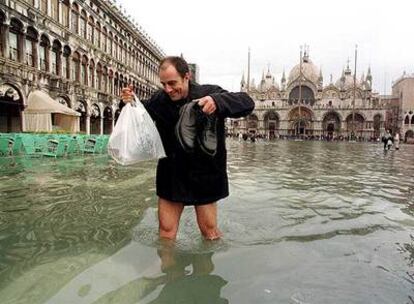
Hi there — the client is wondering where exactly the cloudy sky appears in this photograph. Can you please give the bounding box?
[120,0,413,94]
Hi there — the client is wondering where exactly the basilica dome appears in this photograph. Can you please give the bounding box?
[288,55,320,84]
[335,65,361,90]
[258,69,279,91]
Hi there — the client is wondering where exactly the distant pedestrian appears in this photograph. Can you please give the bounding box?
[394,132,400,150]
[382,130,393,150]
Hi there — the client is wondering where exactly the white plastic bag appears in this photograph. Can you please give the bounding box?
[108,94,166,165]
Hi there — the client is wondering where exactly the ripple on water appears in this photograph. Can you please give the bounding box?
[222,141,414,247]
[0,141,413,303]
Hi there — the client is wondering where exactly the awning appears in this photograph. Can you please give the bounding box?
[26,90,80,116]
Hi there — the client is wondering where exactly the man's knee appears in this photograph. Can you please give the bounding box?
[159,220,179,239]
[195,203,222,239]
[158,198,184,239]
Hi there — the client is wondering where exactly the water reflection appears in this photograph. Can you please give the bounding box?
[150,250,227,304]
[91,242,227,304]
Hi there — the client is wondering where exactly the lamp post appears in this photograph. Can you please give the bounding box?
[351,45,357,141]
[297,45,303,138]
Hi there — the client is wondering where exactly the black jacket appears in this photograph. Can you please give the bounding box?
[139,82,254,205]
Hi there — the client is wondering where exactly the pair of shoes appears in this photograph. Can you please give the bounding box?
[175,100,199,152]
[175,100,217,156]
[196,112,217,156]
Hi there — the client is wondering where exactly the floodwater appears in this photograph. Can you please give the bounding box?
[0,141,413,304]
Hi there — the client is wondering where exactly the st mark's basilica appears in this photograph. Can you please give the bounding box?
[229,48,389,141]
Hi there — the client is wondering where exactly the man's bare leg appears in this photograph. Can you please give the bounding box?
[195,202,222,240]
[158,198,184,240]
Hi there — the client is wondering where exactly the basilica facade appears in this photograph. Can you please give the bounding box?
[230,50,388,140]
[0,0,163,134]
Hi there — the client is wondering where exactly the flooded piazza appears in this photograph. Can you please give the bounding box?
[0,140,413,303]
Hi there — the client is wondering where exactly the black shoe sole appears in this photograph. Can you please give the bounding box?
[175,102,197,153]
[197,116,217,157]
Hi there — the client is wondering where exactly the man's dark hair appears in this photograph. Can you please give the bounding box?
[159,56,190,78]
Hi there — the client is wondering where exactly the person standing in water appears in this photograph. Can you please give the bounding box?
[383,130,393,150]
[394,131,400,150]
[121,56,254,240]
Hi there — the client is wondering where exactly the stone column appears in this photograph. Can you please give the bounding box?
[2,22,10,59]
[58,50,63,77]
[19,29,26,64]
[44,44,51,73]
[86,114,90,135]
[100,116,103,135]
[111,113,115,132]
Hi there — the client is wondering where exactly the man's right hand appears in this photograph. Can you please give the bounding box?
[121,85,134,103]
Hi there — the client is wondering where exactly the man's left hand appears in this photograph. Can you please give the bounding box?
[197,96,216,115]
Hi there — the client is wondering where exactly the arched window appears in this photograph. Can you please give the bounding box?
[119,40,123,62]
[102,27,107,52]
[119,74,124,94]
[62,46,71,79]
[80,10,87,39]
[89,59,95,88]
[116,74,125,89]
[61,0,70,28]
[9,19,23,61]
[131,50,136,71]
[108,69,113,95]
[95,22,101,48]
[405,115,410,125]
[108,31,113,56]
[138,54,143,75]
[124,43,128,65]
[114,36,118,59]
[96,63,102,91]
[103,66,108,93]
[25,26,38,67]
[71,3,79,33]
[51,0,59,21]
[128,46,132,67]
[411,115,414,125]
[87,16,94,43]
[81,55,88,85]
[39,34,50,71]
[114,72,119,96]
[51,40,62,75]
[71,51,80,81]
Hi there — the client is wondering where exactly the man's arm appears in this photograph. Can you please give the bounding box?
[208,87,255,118]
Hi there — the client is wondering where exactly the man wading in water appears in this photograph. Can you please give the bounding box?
[121,56,254,240]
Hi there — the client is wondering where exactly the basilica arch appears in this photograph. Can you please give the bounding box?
[246,114,258,134]
[287,106,314,136]
[288,85,316,106]
[263,110,280,139]
[345,113,365,136]
[373,113,383,138]
[0,84,24,132]
[322,111,342,139]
